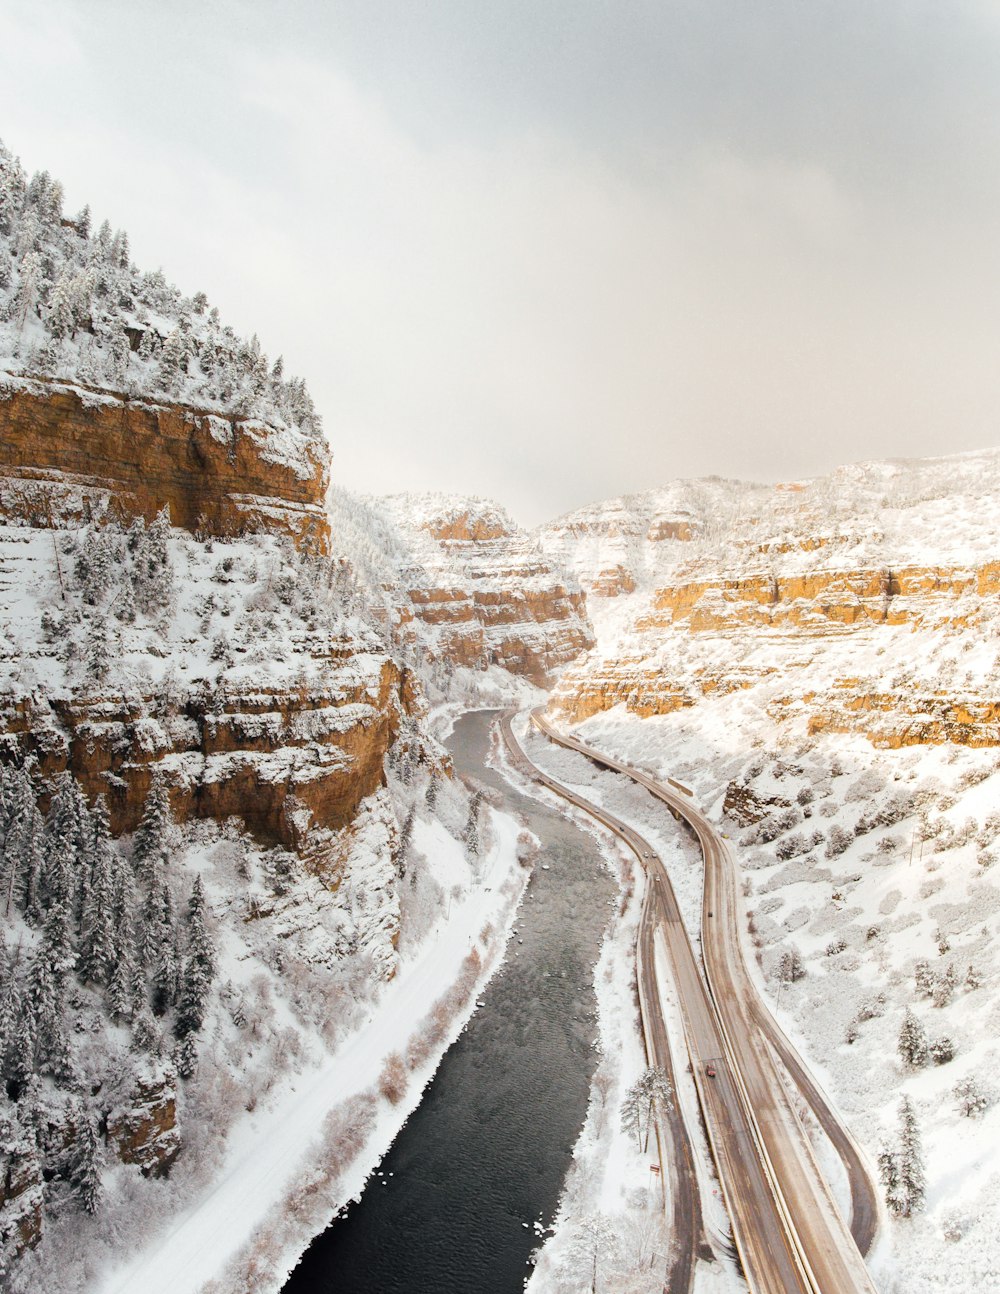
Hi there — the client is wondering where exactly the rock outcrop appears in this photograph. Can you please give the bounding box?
[107,1066,181,1178]
[0,377,330,550]
[360,494,595,688]
[544,451,1000,746]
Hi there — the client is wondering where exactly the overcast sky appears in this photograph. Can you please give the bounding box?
[3,1,1000,525]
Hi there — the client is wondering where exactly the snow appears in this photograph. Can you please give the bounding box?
[492,718,743,1294]
[97,808,528,1294]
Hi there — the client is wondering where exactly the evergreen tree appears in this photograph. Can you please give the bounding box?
[898,1008,929,1068]
[29,956,74,1084]
[133,777,172,888]
[897,1096,925,1216]
[71,1104,103,1215]
[41,773,87,918]
[877,1142,905,1218]
[46,272,77,339]
[107,945,134,1023]
[2,764,43,918]
[6,1000,35,1098]
[79,805,116,985]
[151,886,178,1015]
[464,791,483,856]
[83,616,112,683]
[174,1031,198,1081]
[12,249,42,330]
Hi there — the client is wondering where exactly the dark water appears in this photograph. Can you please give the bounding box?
[281,709,615,1294]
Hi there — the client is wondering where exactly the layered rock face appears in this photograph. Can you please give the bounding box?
[0,377,330,550]
[362,494,595,688]
[542,452,1000,746]
[0,524,413,855]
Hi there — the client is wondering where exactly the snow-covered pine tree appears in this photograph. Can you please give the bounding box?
[897,1096,925,1216]
[78,801,117,985]
[132,776,173,889]
[83,616,112,683]
[463,791,483,856]
[71,1103,103,1215]
[1,764,43,918]
[898,1008,929,1068]
[150,886,179,1015]
[11,249,42,332]
[175,875,214,1040]
[29,955,74,1084]
[877,1142,905,1218]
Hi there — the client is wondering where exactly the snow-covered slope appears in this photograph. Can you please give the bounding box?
[0,144,514,1293]
[539,448,1000,1292]
[326,489,595,701]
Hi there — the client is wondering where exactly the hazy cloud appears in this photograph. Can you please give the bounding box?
[2,1,1000,523]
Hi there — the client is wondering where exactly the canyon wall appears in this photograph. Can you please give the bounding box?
[541,452,1000,747]
[353,493,595,689]
[0,377,330,550]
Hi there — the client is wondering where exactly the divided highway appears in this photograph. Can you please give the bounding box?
[500,709,879,1294]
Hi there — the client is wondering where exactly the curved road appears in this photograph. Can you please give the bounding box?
[499,711,705,1294]
[510,709,879,1294]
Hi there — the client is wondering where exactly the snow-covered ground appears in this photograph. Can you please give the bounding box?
[91,807,529,1294]
[569,701,1000,1292]
[490,716,743,1294]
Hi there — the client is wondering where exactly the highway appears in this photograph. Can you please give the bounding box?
[501,708,879,1294]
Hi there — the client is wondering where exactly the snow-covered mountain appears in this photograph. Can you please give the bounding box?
[0,143,525,1290]
[537,451,1000,1291]
[540,451,1000,744]
[327,489,595,700]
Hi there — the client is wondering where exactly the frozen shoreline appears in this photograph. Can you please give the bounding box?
[96,803,530,1294]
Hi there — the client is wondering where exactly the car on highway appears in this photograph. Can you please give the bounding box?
[706,1063,717,1078]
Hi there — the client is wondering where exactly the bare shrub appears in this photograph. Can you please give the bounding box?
[378,1052,408,1105]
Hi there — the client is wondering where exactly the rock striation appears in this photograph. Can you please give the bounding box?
[542,451,1000,746]
[0,376,330,550]
[356,494,595,689]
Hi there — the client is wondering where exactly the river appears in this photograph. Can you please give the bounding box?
[281,708,616,1293]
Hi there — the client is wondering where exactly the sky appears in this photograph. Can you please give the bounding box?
[2,1,1000,526]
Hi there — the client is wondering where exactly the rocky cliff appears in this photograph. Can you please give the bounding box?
[0,142,476,1282]
[541,451,1000,747]
[0,376,329,550]
[330,491,595,693]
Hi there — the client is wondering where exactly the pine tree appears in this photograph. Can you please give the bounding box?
[83,616,112,683]
[46,272,77,339]
[151,886,178,1015]
[464,792,483,856]
[79,806,116,985]
[2,764,43,918]
[877,1142,905,1218]
[133,777,172,888]
[897,1096,925,1216]
[174,1031,198,1080]
[6,1000,35,1098]
[107,945,134,1023]
[41,773,87,918]
[898,1008,929,1068]
[72,1104,103,1215]
[30,955,74,1084]
[12,249,43,330]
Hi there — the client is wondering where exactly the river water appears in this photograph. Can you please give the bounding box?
[281,709,615,1294]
